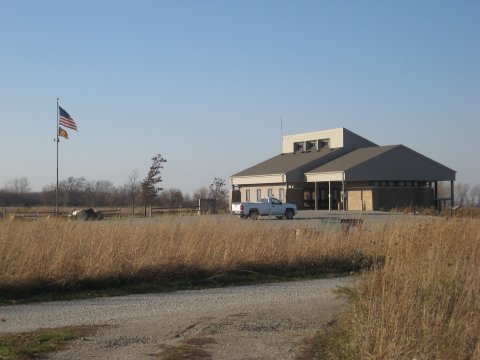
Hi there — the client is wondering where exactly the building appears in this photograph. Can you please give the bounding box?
[230,128,455,211]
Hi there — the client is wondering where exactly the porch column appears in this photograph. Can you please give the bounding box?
[434,181,438,209]
[450,180,454,207]
[314,181,318,210]
[328,181,331,211]
[342,179,346,211]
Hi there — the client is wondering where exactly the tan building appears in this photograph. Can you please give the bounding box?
[230,128,456,211]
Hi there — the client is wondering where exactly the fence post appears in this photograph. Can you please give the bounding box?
[147,206,152,218]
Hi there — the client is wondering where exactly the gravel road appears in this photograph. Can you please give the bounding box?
[0,277,351,359]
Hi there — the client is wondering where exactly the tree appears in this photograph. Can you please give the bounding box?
[455,182,471,206]
[141,154,167,213]
[125,170,140,213]
[3,177,31,194]
[193,186,209,202]
[470,184,480,208]
[167,188,184,208]
[59,177,87,206]
[208,177,229,209]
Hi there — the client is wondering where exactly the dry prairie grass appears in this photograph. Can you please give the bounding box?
[0,217,374,295]
[333,218,480,360]
[1,216,479,359]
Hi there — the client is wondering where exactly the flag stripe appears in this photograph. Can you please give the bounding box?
[58,106,78,131]
[59,117,77,130]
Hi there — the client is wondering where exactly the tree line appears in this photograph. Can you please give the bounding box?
[0,154,229,210]
[0,176,228,209]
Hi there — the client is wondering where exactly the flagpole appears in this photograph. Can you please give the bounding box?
[56,98,59,215]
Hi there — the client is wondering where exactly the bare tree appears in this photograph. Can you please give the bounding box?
[167,188,184,208]
[3,177,31,193]
[92,180,115,206]
[59,177,87,206]
[455,182,471,206]
[41,183,56,205]
[125,170,140,213]
[470,184,480,208]
[193,186,209,202]
[141,154,167,214]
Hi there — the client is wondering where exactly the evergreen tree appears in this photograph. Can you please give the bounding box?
[141,154,167,212]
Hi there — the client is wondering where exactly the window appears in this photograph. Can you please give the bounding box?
[271,198,282,205]
[279,188,285,201]
[268,188,273,198]
[388,181,394,187]
[318,139,329,149]
[246,189,250,202]
[256,189,261,201]
[294,142,305,152]
[306,140,317,151]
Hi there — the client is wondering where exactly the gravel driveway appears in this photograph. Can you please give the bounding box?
[0,277,351,359]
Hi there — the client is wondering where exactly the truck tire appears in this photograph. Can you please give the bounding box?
[285,209,294,220]
[249,210,259,220]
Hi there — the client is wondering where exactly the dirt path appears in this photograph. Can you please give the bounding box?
[0,277,351,359]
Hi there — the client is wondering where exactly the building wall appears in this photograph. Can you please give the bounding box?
[286,188,304,209]
[374,187,433,210]
[239,184,287,202]
[282,128,345,153]
[347,186,433,210]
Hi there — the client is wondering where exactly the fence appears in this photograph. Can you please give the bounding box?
[147,199,219,217]
[149,207,198,217]
[0,208,121,220]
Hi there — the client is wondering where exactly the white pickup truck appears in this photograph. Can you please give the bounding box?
[231,197,298,220]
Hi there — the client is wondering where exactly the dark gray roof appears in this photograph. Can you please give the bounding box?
[232,147,345,181]
[306,146,397,172]
[308,145,456,181]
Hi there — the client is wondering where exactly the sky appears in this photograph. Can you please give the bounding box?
[1,0,479,194]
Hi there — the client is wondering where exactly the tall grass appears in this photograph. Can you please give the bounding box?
[1,216,479,358]
[0,217,371,293]
[341,219,480,359]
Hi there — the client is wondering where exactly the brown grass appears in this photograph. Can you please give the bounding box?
[1,215,479,358]
[0,217,374,294]
[338,218,480,359]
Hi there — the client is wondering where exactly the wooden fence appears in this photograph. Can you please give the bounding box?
[0,208,121,220]
[149,207,198,216]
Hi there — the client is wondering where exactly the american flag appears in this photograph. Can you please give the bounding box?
[59,106,78,131]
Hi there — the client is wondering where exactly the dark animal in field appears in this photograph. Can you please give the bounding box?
[71,208,104,221]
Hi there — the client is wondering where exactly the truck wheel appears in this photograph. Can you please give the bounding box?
[249,210,259,220]
[285,209,294,220]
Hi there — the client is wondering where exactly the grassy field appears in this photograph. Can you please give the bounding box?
[1,214,479,359]
[0,216,375,300]
[298,217,480,359]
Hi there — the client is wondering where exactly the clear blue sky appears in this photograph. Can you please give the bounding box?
[1,0,479,194]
